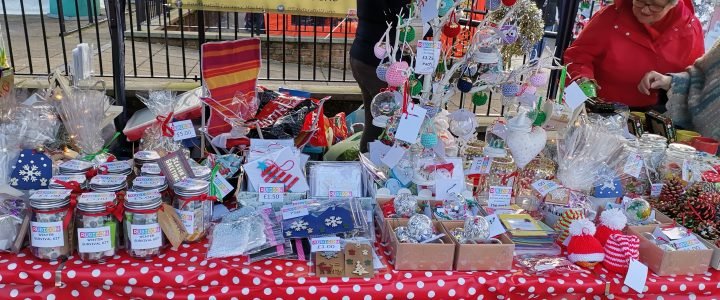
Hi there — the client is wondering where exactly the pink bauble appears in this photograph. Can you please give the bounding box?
[374,42,387,59]
[385,61,410,87]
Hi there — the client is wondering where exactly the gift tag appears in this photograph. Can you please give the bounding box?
[623,153,644,178]
[468,157,492,175]
[369,141,392,166]
[395,105,428,143]
[488,186,512,208]
[486,214,507,237]
[78,192,116,204]
[415,40,441,75]
[420,0,438,22]
[157,151,193,188]
[624,259,648,294]
[212,174,234,198]
[314,251,345,277]
[650,183,664,197]
[282,204,310,220]
[344,243,375,278]
[532,180,561,197]
[259,183,285,203]
[172,120,197,141]
[381,145,406,168]
[310,237,343,252]
[564,82,589,111]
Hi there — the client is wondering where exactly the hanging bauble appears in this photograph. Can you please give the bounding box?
[421,133,439,149]
[500,24,519,44]
[502,0,517,6]
[374,42,387,59]
[399,27,416,43]
[505,112,546,169]
[409,77,423,96]
[488,0,502,10]
[487,0,545,61]
[438,0,454,16]
[442,22,461,38]
[385,61,410,87]
[471,92,489,106]
[501,83,521,97]
[370,90,400,127]
[457,77,473,93]
[376,63,389,82]
[448,109,477,138]
[529,71,549,87]
[394,194,419,218]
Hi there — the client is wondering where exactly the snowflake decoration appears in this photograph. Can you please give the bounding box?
[286,231,292,237]
[320,251,338,259]
[325,216,343,227]
[40,178,48,187]
[19,165,41,182]
[291,220,308,231]
[362,250,369,256]
[307,228,313,234]
[9,178,18,186]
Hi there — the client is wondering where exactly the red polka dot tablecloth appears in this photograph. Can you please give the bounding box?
[0,241,718,300]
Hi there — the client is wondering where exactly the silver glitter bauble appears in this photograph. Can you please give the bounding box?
[394,194,419,217]
[462,215,490,242]
[407,214,434,241]
[443,193,468,220]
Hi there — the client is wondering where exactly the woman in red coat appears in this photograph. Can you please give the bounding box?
[563,0,704,110]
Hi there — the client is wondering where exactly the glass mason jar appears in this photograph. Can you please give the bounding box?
[76,192,119,263]
[467,144,517,202]
[134,151,160,175]
[140,163,162,177]
[621,138,667,196]
[132,176,172,204]
[124,191,165,259]
[173,179,213,243]
[58,159,94,176]
[48,174,87,190]
[29,190,72,261]
[191,166,212,181]
[659,143,697,183]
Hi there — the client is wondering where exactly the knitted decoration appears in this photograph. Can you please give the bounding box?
[376,63,389,82]
[566,219,604,268]
[385,61,410,87]
[554,209,585,245]
[595,208,627,246]
[501,83,521,97]
[603,233,640,273]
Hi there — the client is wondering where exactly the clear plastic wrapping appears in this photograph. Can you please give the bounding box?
[53,87,111,162]
[308,162,364,198]
[207,206,286,259]
[137,90,186,154]
[0,194,26,252]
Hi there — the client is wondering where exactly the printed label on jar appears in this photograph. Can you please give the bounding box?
[135,151,160,161]
[133,176,166,188]
[78,192,116,204]
[51,175,86,184]
[60,159,93,171]
[130,224,163,250]
[30,221,65,247]
[127,191,161,203]
[77,226,113,253]
[101,161,132,173]
[30,189,72,200]
[142,164,162,174]
[90,175,127,186]
[175,209,195,234]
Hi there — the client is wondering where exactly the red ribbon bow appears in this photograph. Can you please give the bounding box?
[53,179,83,193]
[179,194,218,209]
[156,112,175,137]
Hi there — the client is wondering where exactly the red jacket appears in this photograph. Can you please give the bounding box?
[564,0,704,108]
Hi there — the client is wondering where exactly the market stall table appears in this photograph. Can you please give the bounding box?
[0,241,716,299]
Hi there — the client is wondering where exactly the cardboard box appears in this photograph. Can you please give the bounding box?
[696,236,720,270]
[654,210,675,225]
[385,218,455,271]
[440,221,515,271]
[628,226,712,275]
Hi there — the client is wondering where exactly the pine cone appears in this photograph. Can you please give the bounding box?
[693,220,720,241]
[654,177,685,218]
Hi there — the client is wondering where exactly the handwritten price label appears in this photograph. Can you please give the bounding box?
[415,40,441,75]
[468,157,492,175]
[623,153,644,178]
[281,204,310,220]
[651,183,664,197]
[259,183,285,203]
[310,237,342,252]
[531,180,560,197]
[488,186,512,208]
[172,120,197,141]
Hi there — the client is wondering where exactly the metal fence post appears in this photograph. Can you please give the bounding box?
[549,0,581,99]
[107,0,127,127]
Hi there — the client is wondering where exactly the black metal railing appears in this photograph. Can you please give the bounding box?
[1,0,591,118]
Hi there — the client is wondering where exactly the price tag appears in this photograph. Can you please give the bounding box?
[395,105,428,143]
[564,82,589,111]
[485,214,507,238]
[381,145,406,168]
[415,40,441,75]
[488,186,512,208]
[172,120,197,141]
[212,174,234,198]
[650,183,664,197]
[259,183,285,203]
[369,141,392,166]
[532,180,561,197]
[310,237,343,252]
[467,157,492,175]
[624,259,648,294]
[78,192,116,204]
[623,153,644,178]
[281,204,310,220]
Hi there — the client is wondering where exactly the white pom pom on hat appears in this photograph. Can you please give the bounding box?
[568,218,596,236]
[599,208,627,230]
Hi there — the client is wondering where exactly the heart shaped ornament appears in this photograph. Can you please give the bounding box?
[505,116,547,169]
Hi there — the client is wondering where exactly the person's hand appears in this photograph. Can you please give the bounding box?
[638,71,671,95]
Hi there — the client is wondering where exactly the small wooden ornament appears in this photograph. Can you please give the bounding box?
[344,243,375,278]
[157,203,189,249]
[315,251,344,277]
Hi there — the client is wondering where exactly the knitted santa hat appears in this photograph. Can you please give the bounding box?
[567,219,605,268]
[595,208,628,246]
[603,233,640,273]
[554,209,585,245]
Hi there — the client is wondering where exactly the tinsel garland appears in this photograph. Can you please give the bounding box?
[487,0,544,63]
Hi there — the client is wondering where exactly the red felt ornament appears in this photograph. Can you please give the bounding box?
[442,12,461,38]
[502,0,517,6]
